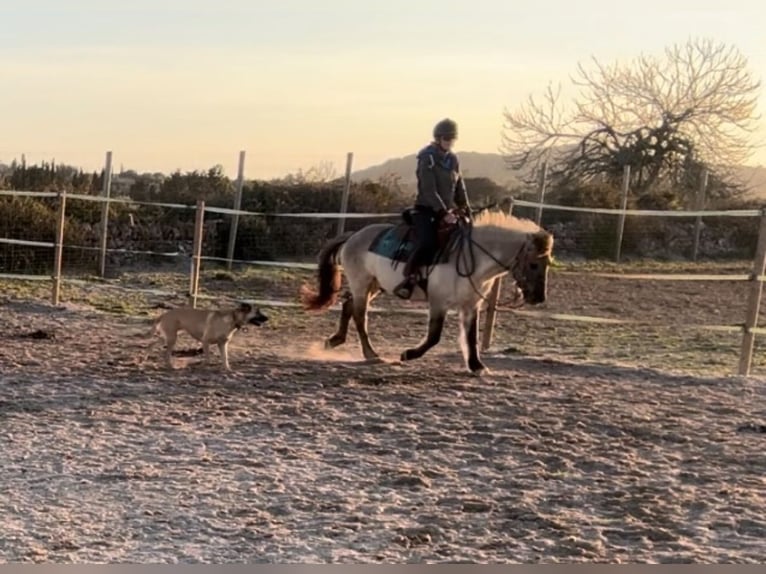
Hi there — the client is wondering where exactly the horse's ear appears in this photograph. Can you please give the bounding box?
[532,231,553,255]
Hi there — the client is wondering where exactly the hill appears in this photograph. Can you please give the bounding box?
[353,151,766,200]
[352,152,525,190]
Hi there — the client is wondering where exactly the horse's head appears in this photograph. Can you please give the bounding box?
[512,231,554,305]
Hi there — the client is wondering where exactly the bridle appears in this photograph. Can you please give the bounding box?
[454,221,532,307]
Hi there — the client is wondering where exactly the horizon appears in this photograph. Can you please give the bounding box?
[2,0,765,179]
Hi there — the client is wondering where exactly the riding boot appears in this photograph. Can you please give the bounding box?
[393,257,418,300]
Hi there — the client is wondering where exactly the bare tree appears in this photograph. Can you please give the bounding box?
[288,161,339,185]
[501,38,761,199]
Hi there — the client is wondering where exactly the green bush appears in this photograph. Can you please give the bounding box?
[0,196,88,273]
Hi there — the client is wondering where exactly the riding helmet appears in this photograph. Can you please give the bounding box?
[433,118,458,140]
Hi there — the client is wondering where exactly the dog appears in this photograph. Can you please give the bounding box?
[148,302,268,371]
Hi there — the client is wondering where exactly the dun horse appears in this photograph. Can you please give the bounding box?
[301,210,553,374]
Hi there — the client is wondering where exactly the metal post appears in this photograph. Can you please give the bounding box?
[226,150,246,269]
[692,168,709,262]
[535,159,548,226]
[481,197,514,352]
[190,200,205,308]
[738,208,766,376]
[615,164,631,263]
[52,191,67,306]
[98,151,113,277]
[336,152,354,236]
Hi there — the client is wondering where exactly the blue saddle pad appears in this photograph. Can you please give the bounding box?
[369,225,413,263]
[368,224,460,265]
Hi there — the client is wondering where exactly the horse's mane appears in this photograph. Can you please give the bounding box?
[473,210,540,233]
[472,210,553,255]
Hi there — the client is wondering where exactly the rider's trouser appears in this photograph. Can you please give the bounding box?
[402,206,440,278]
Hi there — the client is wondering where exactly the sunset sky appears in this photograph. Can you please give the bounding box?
[1,0,764,179]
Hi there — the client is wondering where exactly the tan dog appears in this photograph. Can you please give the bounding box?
[149,302,268,371]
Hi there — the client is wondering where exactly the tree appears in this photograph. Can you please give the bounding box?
[462,177,509,207]
[280,161,339,185]
[501,38,761,201]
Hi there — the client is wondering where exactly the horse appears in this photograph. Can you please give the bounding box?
[300,209,554,374]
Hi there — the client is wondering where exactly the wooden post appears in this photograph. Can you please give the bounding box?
[738,208,766,376]
[97,151,113,277]
[336,152,354,236]
[692,168,709,262]
[481,197,514,352]
[534,159,548,226]
[614,164,631,263]
[190,200,205,309]
[51,191,67,306]
[226,150,246,270]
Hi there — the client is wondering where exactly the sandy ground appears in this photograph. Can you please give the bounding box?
[1,276,766,563]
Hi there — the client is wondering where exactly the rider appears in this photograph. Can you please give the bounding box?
[393,118,471,299]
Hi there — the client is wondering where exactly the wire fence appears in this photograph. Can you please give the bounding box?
[2,154,766,376]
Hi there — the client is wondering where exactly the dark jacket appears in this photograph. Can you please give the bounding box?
[414,143,468,212]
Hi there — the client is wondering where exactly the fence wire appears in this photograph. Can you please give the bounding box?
[1,189,765,376]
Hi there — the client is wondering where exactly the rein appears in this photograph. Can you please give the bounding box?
[454,220,529,307]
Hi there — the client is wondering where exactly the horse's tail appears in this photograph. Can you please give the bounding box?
[300,232,353,311]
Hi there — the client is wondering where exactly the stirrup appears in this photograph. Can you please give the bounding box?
[393,278,416,299]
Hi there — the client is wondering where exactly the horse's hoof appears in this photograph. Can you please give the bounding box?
[400,350,415,362]
[469,362,489,376]
[325,337,344,350]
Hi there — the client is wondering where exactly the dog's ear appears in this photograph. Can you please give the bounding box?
[238,302,253,313]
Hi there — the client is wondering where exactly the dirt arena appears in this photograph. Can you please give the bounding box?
[1,262,765,563]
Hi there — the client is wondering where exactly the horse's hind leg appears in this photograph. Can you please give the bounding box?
[460,304,488,375]
[401,302,446,362]
[325,291,353,349]
[351,283,380,361]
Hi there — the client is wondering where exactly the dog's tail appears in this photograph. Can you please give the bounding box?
[300,232,352,311]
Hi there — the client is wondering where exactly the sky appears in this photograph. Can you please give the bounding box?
[1,0,765,179]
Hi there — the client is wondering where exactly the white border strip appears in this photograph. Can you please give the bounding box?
[0,237,56,248]
[556,271,752,282]
[1,274,762,334]
[0,273,51,281]
[0,190,58,199]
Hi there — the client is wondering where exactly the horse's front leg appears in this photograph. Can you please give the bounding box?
[401,305,446,362]
[325,291,353,349]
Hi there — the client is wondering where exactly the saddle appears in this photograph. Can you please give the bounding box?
[368,207,467,265]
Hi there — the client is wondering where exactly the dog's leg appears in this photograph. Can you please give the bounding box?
[203,342,212,365]
[164,330,177,369]
[218,341,231,371]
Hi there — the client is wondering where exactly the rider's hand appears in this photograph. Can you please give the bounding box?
[443,212,458,225]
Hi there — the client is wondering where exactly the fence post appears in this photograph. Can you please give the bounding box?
[615,164,631,263]
[190,200,205,309]
[226,150,246,270]
[51,191,67,306]
[97,150,113,277]
[692,168,709,262]
[336,152,354,237]
[535,159,548,226]
[738,208,766,376]
[481,196,514,352]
